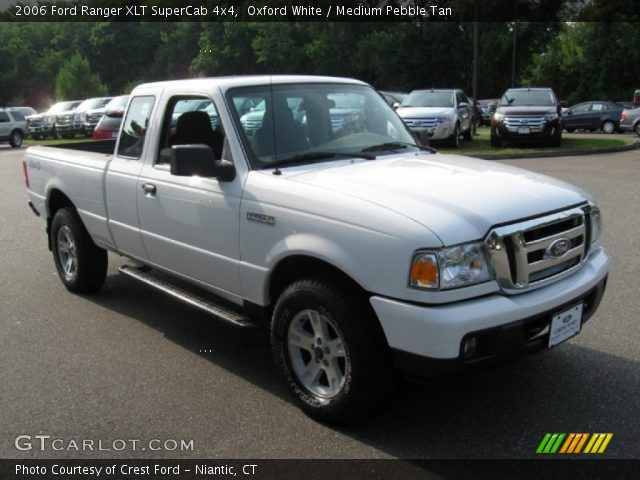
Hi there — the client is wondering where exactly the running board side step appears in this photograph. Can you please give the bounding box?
[118,265,256,329]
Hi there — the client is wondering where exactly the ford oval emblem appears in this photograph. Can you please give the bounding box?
[547,238,571,258]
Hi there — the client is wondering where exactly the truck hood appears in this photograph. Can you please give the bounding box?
[283,153,591,245]
[397,106,454,118]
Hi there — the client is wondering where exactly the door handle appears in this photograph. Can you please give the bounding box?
[142,183,157,196]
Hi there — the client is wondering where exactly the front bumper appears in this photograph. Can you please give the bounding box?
[491,118,561,142]
[408,122,452,143]
[370,247,609,378]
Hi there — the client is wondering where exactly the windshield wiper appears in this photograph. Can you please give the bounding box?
[268,151,376,171]
[361,142,437,154]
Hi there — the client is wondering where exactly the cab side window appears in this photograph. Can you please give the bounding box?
[117,96,155,159]
[157,97,224,165]
[0,111,9,123]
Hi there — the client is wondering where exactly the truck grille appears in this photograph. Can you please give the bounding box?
[27,117,42,128]
[503,115,546,132]
[485,206,594,292]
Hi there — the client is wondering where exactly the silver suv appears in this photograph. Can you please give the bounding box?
[396,89,474,147]
[0,109,27,148]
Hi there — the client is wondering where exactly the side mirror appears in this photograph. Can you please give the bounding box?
[170,144,236,182]
[392,102,400,109]
[458,102,469,109]
[106,109,124,118]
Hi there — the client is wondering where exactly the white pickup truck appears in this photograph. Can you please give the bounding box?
[24,76,609,423]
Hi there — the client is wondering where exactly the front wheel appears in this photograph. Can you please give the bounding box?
[448,123,460,148]
[51,207,108,293]
[10,130,23,148]
[635,123,640,137]
[271,279,394,424]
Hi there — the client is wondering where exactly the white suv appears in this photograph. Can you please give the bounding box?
[396,89,474,147]
[0,109,27,148]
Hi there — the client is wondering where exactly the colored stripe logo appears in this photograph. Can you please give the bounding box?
[537,433,613,454]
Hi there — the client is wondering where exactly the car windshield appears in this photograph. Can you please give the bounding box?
[77,97,112,111]
[228,83,417,168]
[49,101,79,113]
[501,90,555,107]
[104,95,129,110]
[402,91,454,108]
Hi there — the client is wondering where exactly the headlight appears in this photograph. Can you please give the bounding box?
[493,113,505,122]
[546,113,559,121]
[410,242,493,290]
[435,116,447,123]
[590,206,602,243]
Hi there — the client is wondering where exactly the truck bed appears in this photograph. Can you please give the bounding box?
[47,139,116,155]
[25,141,115,250]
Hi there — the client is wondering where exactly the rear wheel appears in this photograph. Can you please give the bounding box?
[634,123,640,137]
[51,207,108,293]
[601,120,615,134]
[9,130,23,148]
[271,278,394,424]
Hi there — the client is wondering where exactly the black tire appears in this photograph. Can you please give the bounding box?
[565,127,575,133]
[463,123,473,141]
[601,120,615,134]
[271,278,394,424]
[448,123,460,148]
[490,134,502,147]
[9,130,23,148]
[50,207,108,293]
[634,123,640,137]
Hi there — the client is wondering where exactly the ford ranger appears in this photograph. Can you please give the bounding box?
[23,76,609,424]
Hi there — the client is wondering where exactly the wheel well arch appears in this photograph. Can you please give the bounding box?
[46,189,76,249]
[268,255,368,307]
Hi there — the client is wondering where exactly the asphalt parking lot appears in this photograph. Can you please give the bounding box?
[1,145,639,460]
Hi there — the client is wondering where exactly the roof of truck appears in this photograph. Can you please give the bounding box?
[134,75,368,92]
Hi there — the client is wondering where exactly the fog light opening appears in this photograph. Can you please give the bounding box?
[462,336,479,360]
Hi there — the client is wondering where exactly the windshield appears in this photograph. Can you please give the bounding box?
[77,97,112,111]
[402,91,454,108]
[104,95,129,111]
[228,83,416,168]
[500,90,555,106]
[49,101,80,113]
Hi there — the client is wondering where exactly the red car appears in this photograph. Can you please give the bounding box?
[92,108,124,140]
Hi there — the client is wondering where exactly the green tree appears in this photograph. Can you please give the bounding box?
[54,53,108,100]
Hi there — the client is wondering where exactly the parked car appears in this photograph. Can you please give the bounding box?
[24,75,609,424]
[0,108,27,147]
[27,100,81,139]
[92,107,124,140]
[491,87,562,147]
[7,106,37,117]
[61,97,113,137]
[620,106,640,136]
[477,99,498,126]
[562,101,624,134]
[83,95,129,135]
[396,88,474,147]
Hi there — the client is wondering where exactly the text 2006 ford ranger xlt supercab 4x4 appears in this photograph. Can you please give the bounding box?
[24,76,609,423]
